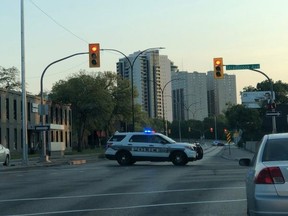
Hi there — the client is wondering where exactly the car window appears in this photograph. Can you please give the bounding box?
[129,135,148,143]
[109,135,126,142]
[149,135,168,144]
[262,138,288,161]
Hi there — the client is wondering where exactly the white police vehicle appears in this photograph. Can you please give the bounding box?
[105,130,203,166]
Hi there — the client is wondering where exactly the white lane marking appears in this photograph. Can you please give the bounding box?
[10,199,247,216]
[0,186,244,203]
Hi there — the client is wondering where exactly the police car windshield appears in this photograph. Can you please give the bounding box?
[159,134,176,144]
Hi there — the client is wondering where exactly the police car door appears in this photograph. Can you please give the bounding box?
[147,134,170,159]
[128,135,152,158]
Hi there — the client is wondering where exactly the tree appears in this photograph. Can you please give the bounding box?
[243,80,288,104]
[49,71,115,151]
[225,104,263,141]
[103,72,132,134]
[0,66,21,91]
[256,80,288,104]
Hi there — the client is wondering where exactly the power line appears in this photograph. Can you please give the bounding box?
[29,0,89,44]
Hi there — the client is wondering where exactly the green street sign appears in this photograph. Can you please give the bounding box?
[226,64,260,70]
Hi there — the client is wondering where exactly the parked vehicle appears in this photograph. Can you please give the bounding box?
[212,140,225,146]
[0,144,10,166]
[239,133,288,215]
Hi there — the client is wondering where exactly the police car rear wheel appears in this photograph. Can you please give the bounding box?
[171,152,188,166]
[116,151,133,166]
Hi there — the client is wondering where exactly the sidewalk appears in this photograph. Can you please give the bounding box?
[1,153,104,171]
[221,145,255,161]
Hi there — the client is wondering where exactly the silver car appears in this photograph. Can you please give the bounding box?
[239,133,288,215]
[0,144,10,166]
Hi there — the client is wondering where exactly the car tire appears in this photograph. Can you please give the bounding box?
[196,146,204,160]
[4,155,10,166]
[171,151,188,166]
[116,151,133,166]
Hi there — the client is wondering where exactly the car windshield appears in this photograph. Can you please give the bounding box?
[158,134,176,144]
[262,138,288,161]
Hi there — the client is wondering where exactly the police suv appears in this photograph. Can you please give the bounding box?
[105,131,203,166]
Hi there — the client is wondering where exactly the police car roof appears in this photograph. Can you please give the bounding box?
[114,131,160,135]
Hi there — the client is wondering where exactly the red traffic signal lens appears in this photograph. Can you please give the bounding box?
[91,46,97,52]
[215,60,221,65]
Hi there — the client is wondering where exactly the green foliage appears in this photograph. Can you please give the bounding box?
[225,104,263,140]
[49,70,131,151]
[0,66,21,91]
[244,80,288,104]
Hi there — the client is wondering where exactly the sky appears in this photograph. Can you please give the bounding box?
[1,0,288,103]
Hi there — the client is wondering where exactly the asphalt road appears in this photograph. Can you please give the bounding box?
[0,146,253,216]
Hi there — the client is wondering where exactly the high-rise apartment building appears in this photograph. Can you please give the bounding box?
[116,50,174,122]
[171,71,208,121]
[207,71,237,116]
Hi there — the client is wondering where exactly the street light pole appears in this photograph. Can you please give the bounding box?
[160,79,180,135]
[40,52,88,161]
[250,69,276,133]
[104,47,165,132]
[130,47,165,132]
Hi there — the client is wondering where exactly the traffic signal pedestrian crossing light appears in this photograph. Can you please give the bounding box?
[213,57,224,79]
[89,43,100,67]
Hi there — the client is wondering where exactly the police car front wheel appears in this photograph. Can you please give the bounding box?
[171,151,188,166]
[116,151,134,166]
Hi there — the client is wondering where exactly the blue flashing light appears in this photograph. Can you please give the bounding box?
[144,128,155,134]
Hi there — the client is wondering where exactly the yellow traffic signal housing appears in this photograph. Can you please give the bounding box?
[213,57,224,79]
[89,43,100,67]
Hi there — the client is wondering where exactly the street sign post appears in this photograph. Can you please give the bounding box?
[266,111,281,117]
[226,64,260,70]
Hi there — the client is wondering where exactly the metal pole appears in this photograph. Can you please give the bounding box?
[250,69,276,133]
[20,0,28,165]
[40,52,88,161]
[214,115,218,140]
[130,48,165,131]
[100,49,133,131]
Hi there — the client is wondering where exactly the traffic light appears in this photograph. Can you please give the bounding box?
[89,43,100,67]
[213,57,224,79]
[210,127,214,133]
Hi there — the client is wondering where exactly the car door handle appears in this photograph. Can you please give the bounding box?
[128,144,132,146]
[149,145,154,147]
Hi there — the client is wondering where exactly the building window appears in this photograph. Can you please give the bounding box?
[13,99,17,120]
[60,131,63,142]
[69,131,72,147]
[0,96,1,119]
[55,107,58,124]
[6,128,10,149]
[50,107,54,123]
[60,108,63,124]
[65,131,68,147]
[51,131,54,142]
[64,110,67,125]
[6,98,9,120]
[69,110,72,125]
[14,128,17,150]
[27,102,31,121]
